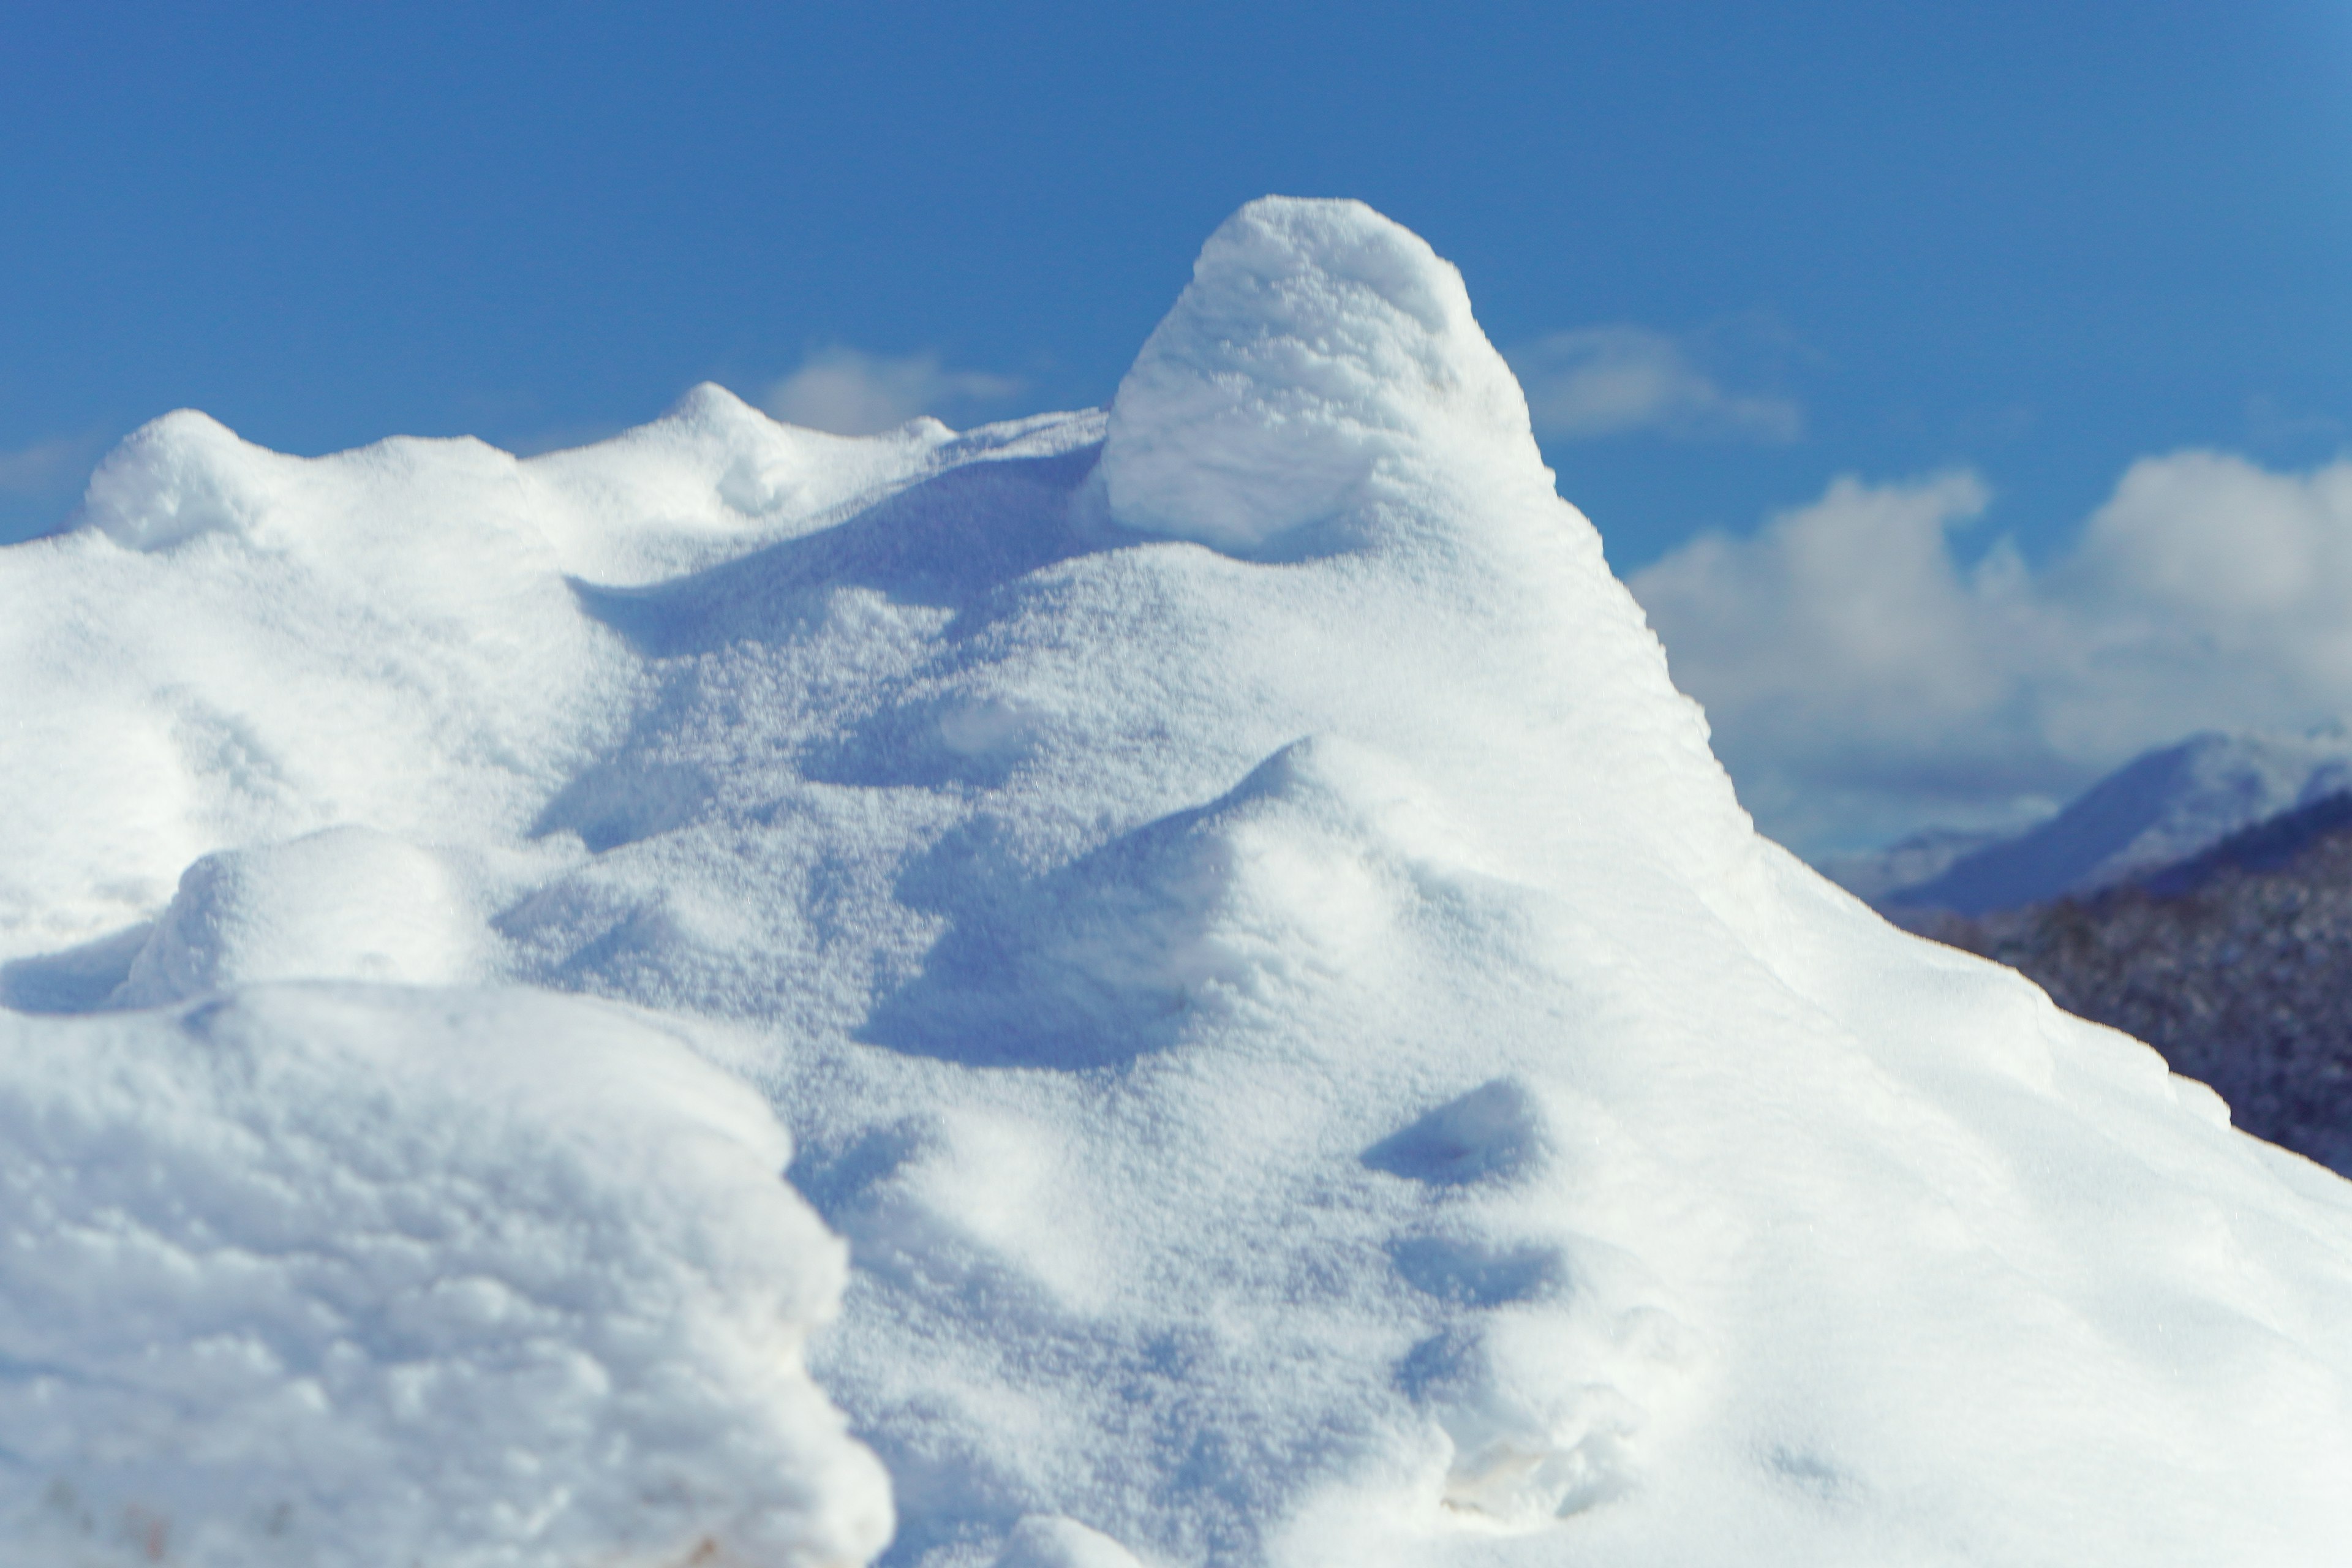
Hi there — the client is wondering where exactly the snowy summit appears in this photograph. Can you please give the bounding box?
[4,198,2352,1567]
[1854,725,2352,916]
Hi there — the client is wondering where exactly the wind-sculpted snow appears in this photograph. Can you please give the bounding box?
[6,196,2352,1566]
[1101,197,1536,555]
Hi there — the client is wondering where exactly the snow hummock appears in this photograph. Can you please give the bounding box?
[6,196,2352,1567]
[115,827,485,1006]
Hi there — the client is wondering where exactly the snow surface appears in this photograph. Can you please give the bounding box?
[7,195,2352,1566]
[1867,726,2352,915]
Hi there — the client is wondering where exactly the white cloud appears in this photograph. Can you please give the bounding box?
[0,437,86,496]
[1507,326,1801,442]
[763,348,1023,436]
[1628,451,2352,853]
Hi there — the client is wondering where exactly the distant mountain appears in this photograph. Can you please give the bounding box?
[1843,726,2352,917]
[1928,789,2352,1175]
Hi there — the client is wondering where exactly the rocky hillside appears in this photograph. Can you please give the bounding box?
[1926,792,2352,1174]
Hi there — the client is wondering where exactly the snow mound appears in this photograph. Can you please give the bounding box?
[1101,196,1539,555]
[7,197,2352,1567]
[80,410,293,551]
[115,827,484,1006]
[0,984,890,1568]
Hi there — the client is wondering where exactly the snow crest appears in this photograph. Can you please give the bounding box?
[1101,196,1540,556]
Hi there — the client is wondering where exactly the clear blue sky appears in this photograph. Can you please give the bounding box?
[4,1,2348,573]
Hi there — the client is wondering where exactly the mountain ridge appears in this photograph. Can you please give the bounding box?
[1825,724,2352,916]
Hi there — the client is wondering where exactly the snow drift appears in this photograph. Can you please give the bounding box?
[5,196,2352,1566]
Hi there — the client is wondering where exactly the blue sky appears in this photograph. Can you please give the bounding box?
[5,2,2349,848]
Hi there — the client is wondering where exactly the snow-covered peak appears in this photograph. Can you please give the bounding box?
[1102,196,1542,556]
[1880,724,2352,914]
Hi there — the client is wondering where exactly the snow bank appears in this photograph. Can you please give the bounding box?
[0,984,890,1567]
[7,196,2352,1567]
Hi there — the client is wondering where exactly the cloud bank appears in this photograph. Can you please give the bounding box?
[1629,451,2352,853]
[0,436,102,545]
[0,440,75,496]
[0,437,92,497]
[1508,326,1801,442]
[764,347,1023,435]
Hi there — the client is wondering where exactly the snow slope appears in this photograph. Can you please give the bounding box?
[6,197,2352,1566]
[1867,726,2352,916]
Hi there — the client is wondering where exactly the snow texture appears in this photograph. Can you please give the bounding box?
[6,195,2352,1566]
[0,986,891,1567]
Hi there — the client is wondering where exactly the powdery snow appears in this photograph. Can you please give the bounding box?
[4,196,2352,1567]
